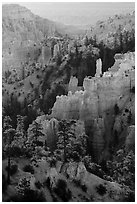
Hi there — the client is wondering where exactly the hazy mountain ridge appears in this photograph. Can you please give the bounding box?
[18,2,134,29]
[2,4,135,202]
[88,11,135,49]
[2,4,83,73]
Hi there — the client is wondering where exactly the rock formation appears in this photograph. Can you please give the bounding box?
[68,76,83,94]
[95,58,102,77]
[63,161,124,201]
[35,115,85,151]
[125,125,135,151]
[51,52,135,160]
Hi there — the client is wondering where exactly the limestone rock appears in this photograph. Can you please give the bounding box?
[36,116,59,151]
[125,125,135,150]
[64,162,124,201]
[46,167,59,188]
[51,52,135,160]
[95,58,102,77]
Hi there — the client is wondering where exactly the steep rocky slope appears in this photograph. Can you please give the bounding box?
[2,157,127,202]
[2,6,135,201]
[88,11,135,50]
[2,4,83,73]
[51,52,135,161]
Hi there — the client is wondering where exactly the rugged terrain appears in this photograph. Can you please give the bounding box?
[2,4,135,202]
[2,4,83,73]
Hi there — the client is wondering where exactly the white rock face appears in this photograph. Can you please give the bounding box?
[125,125,135,150]
[36,117,59,150]
[64,162,124,201]
[51,52,135,160]
[95,58,102,77]
[46,167,59,188]
[35,115,85,151]
[68,76,78,93]
[53,43,60,57]
[52,52,135,120]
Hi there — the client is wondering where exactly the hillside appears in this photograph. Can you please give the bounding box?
[2,4,135,202]
[2,52,135,201]
[17,2,134,29]
[2,4,83,73]
[2,9,135,123]
[88,11,135,50]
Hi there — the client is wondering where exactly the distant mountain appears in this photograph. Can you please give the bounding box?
[87,11,135,50]
[17,2,135,29]
[2,4,84,72]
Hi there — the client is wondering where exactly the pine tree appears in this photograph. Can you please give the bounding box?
[55,120,75,162]
[11,115,26,155]
[3,116,16,184]
[84,36,89,47]
[26,121,45,154]
[55,120,87,163]
[22,66,25,80]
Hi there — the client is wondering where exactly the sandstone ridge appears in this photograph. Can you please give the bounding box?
[51,52,135,160]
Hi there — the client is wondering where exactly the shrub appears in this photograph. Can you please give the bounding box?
[73,179,87,192]
[43,177,50,189]
[35,181,42,189]
[19,189,45,201]
[53,179,72,201]
[90,195,94,201]
[123,190,135,202]
[36,74,40,79]
[131,86,135,93]
[23,164,34,174]
[96,184,107,196]
[2,174,7,192]
[10,164,18,175]
[30,81,34,88]
[5,161,18,176]
[127,112,132,124]
[114,104,120,115]
[16,177,46,201]
[56,179,67,189]
[73,179,81,187]
[10,145,24,157]
[106,150,135,190]
[125,108,129,113]
[86,162,105,179]
[81,184,87,192]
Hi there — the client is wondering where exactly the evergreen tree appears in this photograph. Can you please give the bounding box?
[10,115,26,156]
[114,104,120,115]
[3,116,16,184]
[55,120,87,163]
[84,36,89,47]
[26,121,45,155]
[118,25,123,52]
[16,115,25,134]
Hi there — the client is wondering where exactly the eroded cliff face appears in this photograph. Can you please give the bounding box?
[35,115,85,151]
[51,52,135,161]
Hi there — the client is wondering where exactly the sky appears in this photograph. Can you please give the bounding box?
[2,2,135,27]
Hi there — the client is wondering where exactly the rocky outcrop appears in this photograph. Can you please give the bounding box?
[68,76,83,94]
[35,116,59,151]
[52,52,134,120]
[35,115,85,151]
[125,125,135,151]
[2,4,76,72]
[51,52,135,160]
[63,161,124,201]
[95,58,102,77]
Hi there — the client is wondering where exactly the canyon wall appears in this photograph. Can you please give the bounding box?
[51,52,135,160]
[35,115,85,151]
[52,52,135,120]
